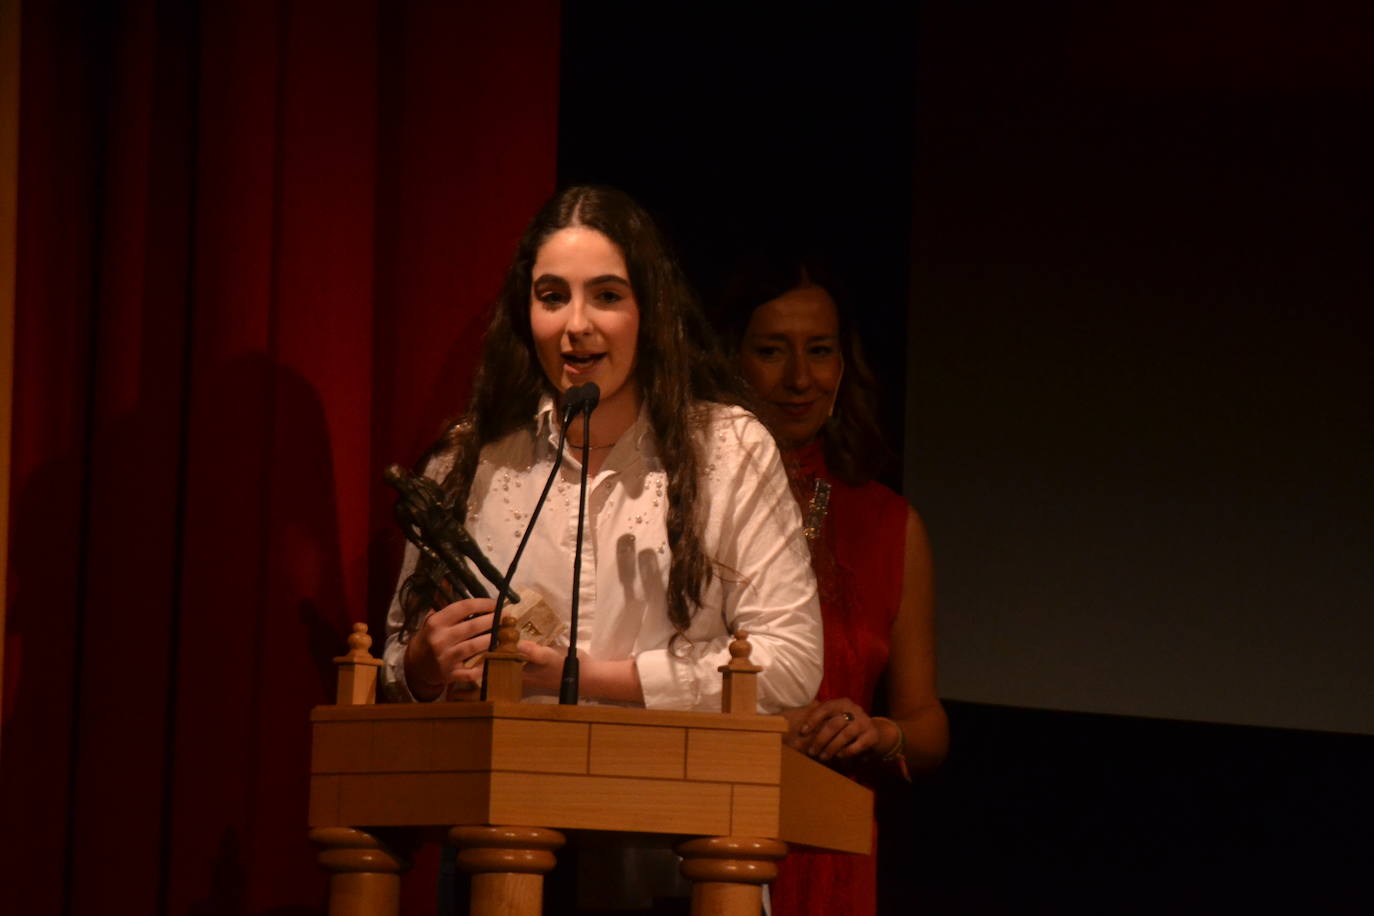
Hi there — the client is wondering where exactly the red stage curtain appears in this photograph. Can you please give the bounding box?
[1,1,560,912]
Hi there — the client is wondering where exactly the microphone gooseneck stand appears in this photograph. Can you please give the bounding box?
[478,382,599,701]
[558,401,593,705]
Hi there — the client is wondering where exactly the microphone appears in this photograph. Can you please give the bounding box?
[479,382,600,701]
[559,382,599,705]
[561,382,601,424]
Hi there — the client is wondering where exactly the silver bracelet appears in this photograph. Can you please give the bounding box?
[873,716,905,762]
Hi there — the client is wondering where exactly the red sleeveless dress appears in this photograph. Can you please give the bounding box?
[769,440,910,916]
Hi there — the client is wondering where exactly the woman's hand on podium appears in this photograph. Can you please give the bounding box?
[516,641,563,691]
[404,597,496,698]
[782,698,884,763]
[516,645,645,704]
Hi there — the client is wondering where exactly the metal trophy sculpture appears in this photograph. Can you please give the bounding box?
[382,464,519,607]
[382,464,565,693]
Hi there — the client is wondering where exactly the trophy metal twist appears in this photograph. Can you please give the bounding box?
[383,464,519,608]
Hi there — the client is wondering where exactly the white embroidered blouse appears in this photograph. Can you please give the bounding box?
[383,397,823,713]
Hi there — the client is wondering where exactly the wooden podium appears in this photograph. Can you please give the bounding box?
[309,623,872,915]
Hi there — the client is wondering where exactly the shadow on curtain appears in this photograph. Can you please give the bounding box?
[1,1,560,912]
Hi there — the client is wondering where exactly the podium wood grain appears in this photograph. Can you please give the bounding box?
[310,628,871,916]
[309,702,870,853]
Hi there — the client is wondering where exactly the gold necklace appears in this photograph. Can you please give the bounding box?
[803,478,831,542]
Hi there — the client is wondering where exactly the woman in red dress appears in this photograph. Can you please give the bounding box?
[726,258,949,915]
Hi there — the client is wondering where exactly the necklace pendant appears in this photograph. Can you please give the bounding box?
[803,478,831,542]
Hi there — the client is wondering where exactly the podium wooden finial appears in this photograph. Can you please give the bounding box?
[483,615,526,703]
[496,616,520,654]
[333,622,384,706]
[719,629,764,715]
[728,630,756,663]
[345,622,373,656]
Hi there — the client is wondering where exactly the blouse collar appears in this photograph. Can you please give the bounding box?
[535,393,655,467]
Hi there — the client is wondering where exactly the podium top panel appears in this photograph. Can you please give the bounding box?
[310,701,789,734]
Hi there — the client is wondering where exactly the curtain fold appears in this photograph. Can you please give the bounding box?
[2,1,561,912]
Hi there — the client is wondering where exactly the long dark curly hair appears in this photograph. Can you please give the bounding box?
[399,186,755,638]
[716,251,893,487]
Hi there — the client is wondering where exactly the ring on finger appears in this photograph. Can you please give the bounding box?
[839,711,855,722]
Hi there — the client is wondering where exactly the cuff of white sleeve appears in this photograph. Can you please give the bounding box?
[635,649,698,711]
[385,655,444,704]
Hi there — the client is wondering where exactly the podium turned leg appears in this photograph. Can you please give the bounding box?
[676,836,787,916]
[309,827,407,916]
[449,825,565,916]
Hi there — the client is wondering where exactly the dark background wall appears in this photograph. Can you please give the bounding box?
[557,2,920,476]
[561,1,1372,735]
[560,1,1372,912]
[908,1,1372,737]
